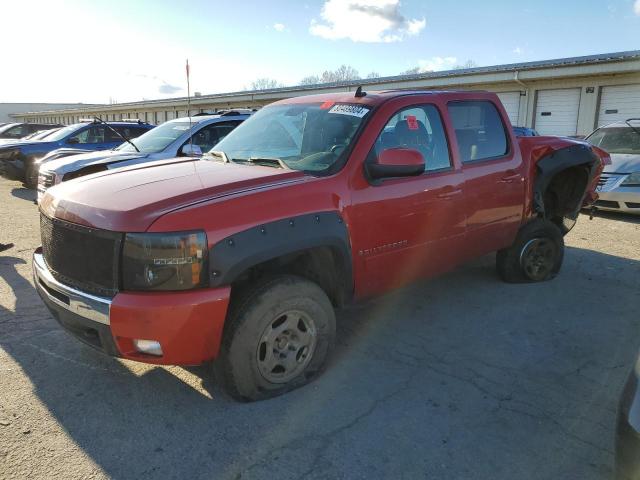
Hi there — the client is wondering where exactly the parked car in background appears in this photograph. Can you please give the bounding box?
[513,126,539,137]
[34,90,606,401]
[0,122,62,140]
[586,119,640,214]
[616,350,640,480]
[0,127,61,146]
[37,112,249,201]
[0,119,153,187]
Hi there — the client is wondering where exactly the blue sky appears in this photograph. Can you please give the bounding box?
[1,0,639,103]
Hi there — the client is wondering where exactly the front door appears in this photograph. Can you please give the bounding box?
[349,103,466,298]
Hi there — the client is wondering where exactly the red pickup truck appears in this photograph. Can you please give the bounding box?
[34,90,606,401]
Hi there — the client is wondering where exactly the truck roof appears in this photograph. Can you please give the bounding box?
[274,89,492,108]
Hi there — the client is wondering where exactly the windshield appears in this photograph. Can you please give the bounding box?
[213,102,370,173]
[116,121,190,153]
[23,129,58,140]
[586,127,640,154]
[0,123,19,134]
[45,124,84,141]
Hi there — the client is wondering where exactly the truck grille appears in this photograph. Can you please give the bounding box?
[40,213,123,296]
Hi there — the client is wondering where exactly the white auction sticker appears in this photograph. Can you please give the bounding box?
[328,104,370,118]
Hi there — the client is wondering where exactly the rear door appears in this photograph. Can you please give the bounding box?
[448,100,525,259]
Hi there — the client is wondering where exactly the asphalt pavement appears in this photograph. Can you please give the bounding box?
[1,175,639,479]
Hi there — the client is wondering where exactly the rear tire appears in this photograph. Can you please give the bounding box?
[213,275,336,402]
[496,219,564,283]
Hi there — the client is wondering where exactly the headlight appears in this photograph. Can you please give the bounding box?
[122,231,208,291]
[621,173,640,187]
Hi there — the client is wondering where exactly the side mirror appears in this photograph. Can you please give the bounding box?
[180,143,203,157]
[67,137,79,144]
[366,148,425,180]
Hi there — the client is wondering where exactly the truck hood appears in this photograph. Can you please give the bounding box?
[604,153,640,174]
[40,159,307,232]
[42,149,147,174]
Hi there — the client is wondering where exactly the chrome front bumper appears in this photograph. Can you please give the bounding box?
[32,251,112,325]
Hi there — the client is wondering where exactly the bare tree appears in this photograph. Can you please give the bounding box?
[366,72,381,79]
[320,65,360,83]
[299,75,321,86]
[251,78,283,90]
[400,66,421,75]
[453,60,478,70]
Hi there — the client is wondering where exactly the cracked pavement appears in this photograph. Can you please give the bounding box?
[1,175,639,479]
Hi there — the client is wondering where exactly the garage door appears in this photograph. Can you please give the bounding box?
[496,92,520,125]
[534,88,581,136]
[597,84,640,127]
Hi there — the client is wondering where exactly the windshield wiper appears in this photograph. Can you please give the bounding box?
[93,116,140,152]
[207,150,230,163]
[625,120,640,137]
[246,157,288,169]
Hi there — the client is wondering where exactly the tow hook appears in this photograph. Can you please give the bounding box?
[589,205,597,220]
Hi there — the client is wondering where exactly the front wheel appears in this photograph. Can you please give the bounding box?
[213,275,336,402]
[496,219,564,283]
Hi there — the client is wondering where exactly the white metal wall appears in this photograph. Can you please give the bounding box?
[597,84,640,127]
[534,88,581,136]
[496,92,520,125]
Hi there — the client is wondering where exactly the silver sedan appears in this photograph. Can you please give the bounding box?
[586,120,640,215]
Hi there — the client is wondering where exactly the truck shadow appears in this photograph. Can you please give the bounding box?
[1,246,639,479]
[10,186,36,202]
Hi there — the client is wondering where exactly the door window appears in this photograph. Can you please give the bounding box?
[448,101,508,163]
[373,104,451,172]
[3,124,29,138]
[190,121,242,152]
[68,126,106,144]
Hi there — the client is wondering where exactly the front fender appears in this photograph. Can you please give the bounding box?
[208,211,352,295]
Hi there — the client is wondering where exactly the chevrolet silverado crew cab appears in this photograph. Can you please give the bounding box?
[34,90,606,401]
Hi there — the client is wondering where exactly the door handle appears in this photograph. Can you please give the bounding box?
[500,169,521,183]
[437,187,462,199]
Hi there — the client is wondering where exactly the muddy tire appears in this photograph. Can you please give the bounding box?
[496,219,564,283]
[213,275,335,402]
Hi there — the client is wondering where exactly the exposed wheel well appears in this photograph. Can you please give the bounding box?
[230,246,351,308]
[542,165,590,232]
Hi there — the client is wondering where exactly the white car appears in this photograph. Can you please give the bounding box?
[586,119,640,214]
[37,112,250,202]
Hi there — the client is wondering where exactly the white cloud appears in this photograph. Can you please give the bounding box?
[634,0,640,15]
[273,23,285,32]
[310,0,426,43]
[418,56,457,72]
[513,47,523,55]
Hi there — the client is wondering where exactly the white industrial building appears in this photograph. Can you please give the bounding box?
[0,103,102,123]
[10,50,640,137]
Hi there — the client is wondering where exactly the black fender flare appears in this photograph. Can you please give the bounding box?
[208,211,353,299]
[533,143,601,218]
